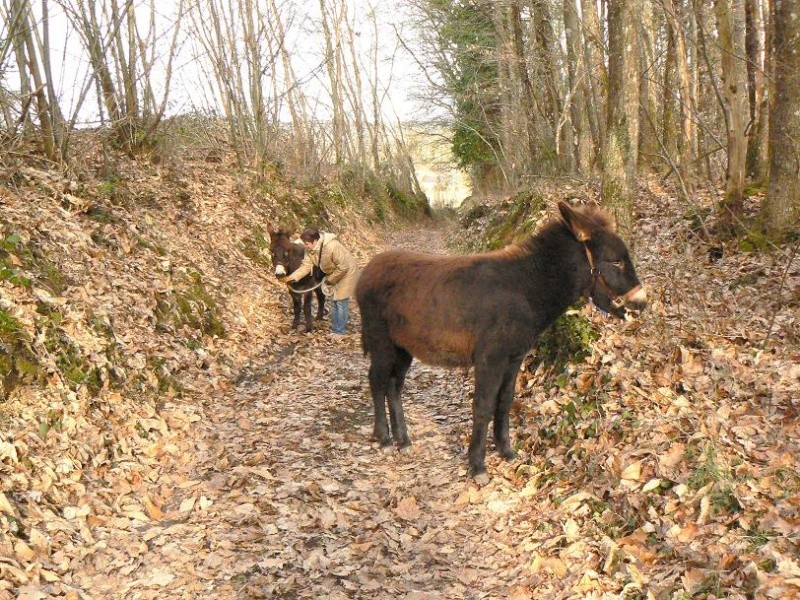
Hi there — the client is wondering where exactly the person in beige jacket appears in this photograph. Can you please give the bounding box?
[285,228,360,335]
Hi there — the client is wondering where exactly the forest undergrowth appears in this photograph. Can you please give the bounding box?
[0,153,798,599]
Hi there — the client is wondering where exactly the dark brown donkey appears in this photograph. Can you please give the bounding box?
[269,228,326,331]
[356,201,647,481]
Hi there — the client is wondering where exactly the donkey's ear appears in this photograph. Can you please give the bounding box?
[586,201,618,233]
[558,201,592,242]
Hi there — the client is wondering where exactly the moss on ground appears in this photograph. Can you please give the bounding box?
[155,270,226,339]
[0,308,42,400]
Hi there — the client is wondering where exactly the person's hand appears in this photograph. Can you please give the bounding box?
[321,278,334,296]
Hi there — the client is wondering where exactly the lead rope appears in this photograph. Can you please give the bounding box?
[287,280,324,294]
[287,238,329,294]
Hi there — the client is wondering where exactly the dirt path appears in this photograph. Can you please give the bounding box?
[76,227,548,599]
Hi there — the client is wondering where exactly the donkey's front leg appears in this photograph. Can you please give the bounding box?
[290,293,302,329]
[468,362,505,481]
[493,358,524,461]
[302,292,314,332]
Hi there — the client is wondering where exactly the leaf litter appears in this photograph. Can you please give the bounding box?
[0,162,798,599]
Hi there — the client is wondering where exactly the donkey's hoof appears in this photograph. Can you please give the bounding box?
[377,437,393,449]
[471,470,490,486]
[498,447,517,461]
[397,440,413,453]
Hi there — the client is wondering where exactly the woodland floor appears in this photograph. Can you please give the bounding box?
[71,227,539,600]
[1,164,799,600]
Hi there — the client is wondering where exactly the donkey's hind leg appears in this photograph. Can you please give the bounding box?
[368,347,395,447]
[387,347,413,447]
[314,287,326,320]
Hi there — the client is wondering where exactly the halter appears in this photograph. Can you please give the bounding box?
[584,244,643,309]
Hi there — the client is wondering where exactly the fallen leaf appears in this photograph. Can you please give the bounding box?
[395,496,421,521]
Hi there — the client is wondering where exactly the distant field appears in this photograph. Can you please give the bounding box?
[405,126,472,208]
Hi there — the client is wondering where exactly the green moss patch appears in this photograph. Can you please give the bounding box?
[534,310,599,372]
[240,226,272,270]
[41,315,103,396]
[0,230,66,294]
[155,270,226,339]
[0,308,42,400]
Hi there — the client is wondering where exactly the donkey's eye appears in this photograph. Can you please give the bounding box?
[611,261,624,269]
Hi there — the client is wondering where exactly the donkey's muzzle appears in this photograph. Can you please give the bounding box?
[275,265,288,277]
[621,285,647,312]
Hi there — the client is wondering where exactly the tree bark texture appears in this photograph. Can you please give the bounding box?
[764,0,800,234]
[602,0,640,238]
[714,0,749,227]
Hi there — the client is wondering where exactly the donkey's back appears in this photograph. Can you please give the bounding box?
[357,248,523,367]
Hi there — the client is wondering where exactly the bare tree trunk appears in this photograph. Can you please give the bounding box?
[745,0,768,183]
[510,1,539,176]
[763,0,800,234]
[530,0,563,171]
[110,0,138,123]
[12,0,58,160]
[80,0,122,125]
[267,0,314,172]
[319,0,346,166]
[661,25,677,164]
[756,0,772,184]
[662,0,697,187]
[714,0,749,230]
[139,0,183,143]
[580,0,606,166]
[602,0,640,238]
[40,0,65,157]
[367,4,383,172]
[564,0,592,173]
[242,0,269,174]
[7,0,33,134]
[638,0,660,170]
[343,6,367,167]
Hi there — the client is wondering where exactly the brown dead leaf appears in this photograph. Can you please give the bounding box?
[621,460,643,482]
[143,495,164,520]
[317,508,336,530]
[0,491,17,516]
[670,522,699,543]
[14,540,36,562]
[530,553,568,577]
[681,568,711,594]
[395,496,421,521]
[658,442,685,478]
[454,487,482,506]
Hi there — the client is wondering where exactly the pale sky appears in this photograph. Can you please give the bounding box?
[21,0,429,126]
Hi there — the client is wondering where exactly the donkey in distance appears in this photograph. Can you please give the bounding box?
[356,201,647,481]
[268,227,326,332]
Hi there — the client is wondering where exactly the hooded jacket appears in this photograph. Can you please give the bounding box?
[286,232,360,300]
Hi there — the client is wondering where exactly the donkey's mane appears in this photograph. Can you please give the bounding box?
[573,203,616,229]
[514,204,614,255]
